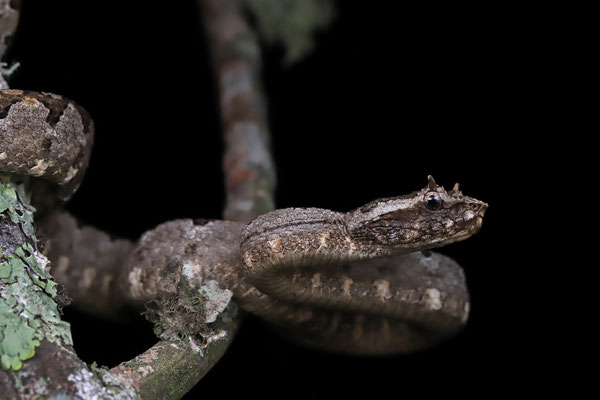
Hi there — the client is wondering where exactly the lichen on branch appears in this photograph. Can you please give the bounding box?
[0,177,72,372]
[143,274,235,356]
[244,0,336,65]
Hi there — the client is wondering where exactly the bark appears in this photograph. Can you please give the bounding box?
[201,0,277,223]
[0,0,19,60]
[0,178,137,399]
[110,316,240,399]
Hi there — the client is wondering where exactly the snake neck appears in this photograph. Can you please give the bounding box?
[241,207,361,272]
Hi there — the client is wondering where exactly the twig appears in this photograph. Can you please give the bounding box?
[201,0,277,223]
[110,315,239,399]
[0,0,19,89]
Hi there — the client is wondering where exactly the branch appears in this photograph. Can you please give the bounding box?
[0,0,19,89]
[110,312,239,399]
[201,0,277,223]
[0,178,138,398]
[0,0,19,61]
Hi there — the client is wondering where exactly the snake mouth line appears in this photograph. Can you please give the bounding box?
[474,216,483,231]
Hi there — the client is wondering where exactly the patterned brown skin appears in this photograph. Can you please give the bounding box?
[124,177,486,355]
[0,89,94,215]
[347,176,486,253]
[125,178,486,355]
[240,176,487,354]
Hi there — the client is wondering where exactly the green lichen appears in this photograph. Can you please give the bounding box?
[0,180,18,212]
[82,363,137,400]
[11,372,53,397]
[143,277,233,355]
[245,0,336,65]
[0,311,40,370]
[17,243,58,296]
[0,175,36,240]
[1,243,57,296]
[0,61,20,78]
[198,280,233,323]
[67,365,137,400]
[1,179,73,371]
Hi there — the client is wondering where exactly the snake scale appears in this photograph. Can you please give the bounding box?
[1,89,487,355]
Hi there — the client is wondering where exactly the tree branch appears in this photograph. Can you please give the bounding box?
[110,314,239,399]
[1,178,138,398]
[201,0,277,223]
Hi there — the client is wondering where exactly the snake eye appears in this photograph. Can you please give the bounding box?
[425,194,443,210]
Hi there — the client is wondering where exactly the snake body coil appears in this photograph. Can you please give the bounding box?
[2,89,487,355]
[0,90,94,215]
[239,179,487,353]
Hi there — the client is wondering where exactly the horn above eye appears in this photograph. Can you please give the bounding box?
[427,175,437,189]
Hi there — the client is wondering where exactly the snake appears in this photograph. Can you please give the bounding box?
[238,177,487,354]
[1,89,487,356]
[126,174,487,354]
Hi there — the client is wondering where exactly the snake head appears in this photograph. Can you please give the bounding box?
[347,176,488,254]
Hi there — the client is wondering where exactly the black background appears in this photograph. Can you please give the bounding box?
[4,1,552,397]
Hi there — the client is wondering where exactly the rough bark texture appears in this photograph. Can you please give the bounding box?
[1,340,138,400]
[110,316,240,400]
[0,179,137,399]
[201,0,277,223]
